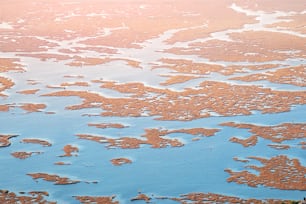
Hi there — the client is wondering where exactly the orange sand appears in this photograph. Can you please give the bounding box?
[60,82,89,87]
[233,157,249,163]
[0,105,10,112]
[76,128,183,149]
[230,66,306,87]
[233,0,306,12]
[0,134,18,148]
[88,123,127,129]
[267,144,291,150]
[0,58,25,73]
[111,158,132,166]
[11,151,42,159]
[160,75,201,86]
[221,122,305,145]
[66,57,113,67]
[153,58,224,75]
[27,173,80,185]
[19,103,47,113]
[229,135,258,147]
[27,80,40,85]
[21,138,52,147]
[167,128,219,137]
[225,155,306,190]
[131,193,151,203]
[268,13,306,34]
[17,53,71,62]
[66,56,142,68]
[0,76,14,97]
[0,103,46,113]
[63,75,85,79]
[44,80,305,120]
[17,89,40,95]
[158,192,300,204]
[0,0,256,66]
[54,161,71,166]
[0,37,57,53]
[300,141,306,149]
[74,195,118,204]
[59,145,79,157]
[76,127,218,149]
[167,31,305,62]
[0,190,55,204]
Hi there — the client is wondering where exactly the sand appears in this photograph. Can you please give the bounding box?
[21,138,52,147]
[230,66,306,87]
[0,135,18,148]
[76,127,218,149]
[167,31,306,61]
[111,158,132,166]
[130,193,151,202]
[221,122,306,145]
[88,123,127,129]
[59,145,79,157]
[44,80,305,120]
[0,0,305,201]
[0,190,55,204]
[19,103,47,113]
[0,76,14,97]
[17,89,40,95]
[225,155,306,190]
[157,192,301,203]
[0,58,25,73]
[74,195,119,204]
[11,151,42,159]
[27,173,80,185]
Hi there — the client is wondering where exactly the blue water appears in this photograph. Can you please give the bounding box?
[0,97,305,203]
[0,9,305,202]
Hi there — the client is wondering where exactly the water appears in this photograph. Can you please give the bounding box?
[0,1,305,203]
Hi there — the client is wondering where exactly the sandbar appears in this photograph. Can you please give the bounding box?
[21,138,52,147]
[0,190,55,204]
[27,173,80,185]
[11,151,42,159]
[225,155,306,190]
[0,134,18,148]
[59,144,79,157]
[221,122,305,145]
[74,195,118,204]
[110,158,132,166]
[44,80,305,121]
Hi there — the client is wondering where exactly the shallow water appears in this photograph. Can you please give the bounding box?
[0,0,305,203]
